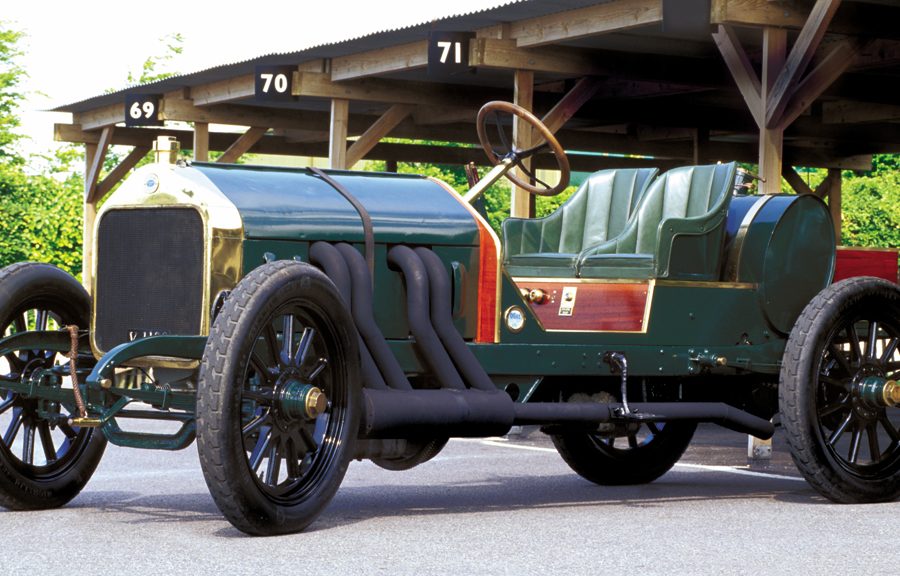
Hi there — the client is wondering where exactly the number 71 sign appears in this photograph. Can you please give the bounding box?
[427,32,474,78]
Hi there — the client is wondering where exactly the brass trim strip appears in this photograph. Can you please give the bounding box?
[512,276,650,285]
[655,280,757,289]
[724,194,774,282]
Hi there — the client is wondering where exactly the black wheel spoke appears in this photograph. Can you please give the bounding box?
[58,419,78,439]
[243,389,274,404]
[286,440,301,479]
[848,424,863,464]
[281,315,295,366]
[647,422,662,435]
[264,323,281,367]
[249,351,274,385]
[866,423,881,462]
[248,426,273,473]
[518,141,550,158]
[818,397,850,419]
[264,443,281,486]
[299,426,318,453]
[0,396,14,416]
[879,414,900,443]
[3,406,23,445]
[38,421,56,464]
[866,320,879,360]
[828,344,853,377]
[4,352,24,372]
[242,411,270,437]
[293,327,315,368]
[35,309,48,332]
[307,358,328,382]
[627,431,639,449]
[820,374,849,390]
[512,158,551,189]
[13,314,27,333]
[881,337,899,365]
[828,412,853,446]
[22,422,36,465]
[846,324,862,365]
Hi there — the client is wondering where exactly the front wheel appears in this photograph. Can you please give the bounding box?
[780,277,900,503]
[196,261,361,535]
[0,263,106,510]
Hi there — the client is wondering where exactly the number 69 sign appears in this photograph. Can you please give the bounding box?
[124,95,162,126]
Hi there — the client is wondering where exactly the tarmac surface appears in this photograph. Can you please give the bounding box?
[3,423,897,576]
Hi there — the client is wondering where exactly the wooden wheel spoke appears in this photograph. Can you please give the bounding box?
[38,421,56,464]
[293,327,315,368]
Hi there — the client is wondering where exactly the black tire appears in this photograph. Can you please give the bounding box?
[196,261,361,535]
[780,277,900,503]
[550,390,696,485]
[0,262,106,510]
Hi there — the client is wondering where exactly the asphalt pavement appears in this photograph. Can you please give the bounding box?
[2,424,897,576]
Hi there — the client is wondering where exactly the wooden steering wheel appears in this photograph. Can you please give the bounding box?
[476,101,571,197]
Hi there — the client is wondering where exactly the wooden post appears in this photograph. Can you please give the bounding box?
[693,127,709,164]
[511,70,535,218]
[828,168,842,245]
[329,98,350,170]
[82,143,98,291]
[759,28,787,195]
[193,122,209,162]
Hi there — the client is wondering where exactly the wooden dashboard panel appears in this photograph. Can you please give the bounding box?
[512,279,652,333]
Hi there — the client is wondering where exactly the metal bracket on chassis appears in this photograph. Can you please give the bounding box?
[603,351,659,422]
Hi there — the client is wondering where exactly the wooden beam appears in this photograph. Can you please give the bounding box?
[95,145,151,200]
[191,74,255,106]
[782,166,815,196]
[779,38,860,127]
[293,71,508,108]
[160,98,329,131]
[85,126,115,203]
[541,76,604,135]
[760,27,787,194]
[217,127,268,163]
[827,168,842,244]
[331,41,427,81]
[766,0,843,128]
[823,100,900,124]
[712,25,763,127]
[75,104,124,131]
[193,122,209,162]
[510,0,663,47]
[469,38,604,75]
[329,99,349,169]
[511,70,535,219]
[345,104,413,168]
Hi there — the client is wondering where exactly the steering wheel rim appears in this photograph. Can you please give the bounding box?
[476,101,571,197]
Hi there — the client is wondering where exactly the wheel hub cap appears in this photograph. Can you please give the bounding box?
[857,375,900,409]
[277,379,328,420]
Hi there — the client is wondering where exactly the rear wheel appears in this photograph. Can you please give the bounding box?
[550,392,696,485]
[0,263,106,510]
[197,261,361,535]
[780,277,900,503]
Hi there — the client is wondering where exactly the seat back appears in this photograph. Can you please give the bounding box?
[610,163,735,256]
[502,167,658,258]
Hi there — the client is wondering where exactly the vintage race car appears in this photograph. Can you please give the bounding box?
[0,102,897,535]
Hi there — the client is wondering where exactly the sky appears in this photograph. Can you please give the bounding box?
[4,0,509,158]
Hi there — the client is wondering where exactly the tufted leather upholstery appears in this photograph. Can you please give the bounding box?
[502,168,658,277]
[577,162,737,279]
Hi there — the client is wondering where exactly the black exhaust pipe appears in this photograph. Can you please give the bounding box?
[310,242,388,391]
[335,243,412,391]
[413,247,496,393]
[388,245,466,391]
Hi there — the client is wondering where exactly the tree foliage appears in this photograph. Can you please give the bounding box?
[0,25,24,165]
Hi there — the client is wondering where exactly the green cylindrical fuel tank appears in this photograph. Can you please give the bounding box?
[722,194,835,335]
